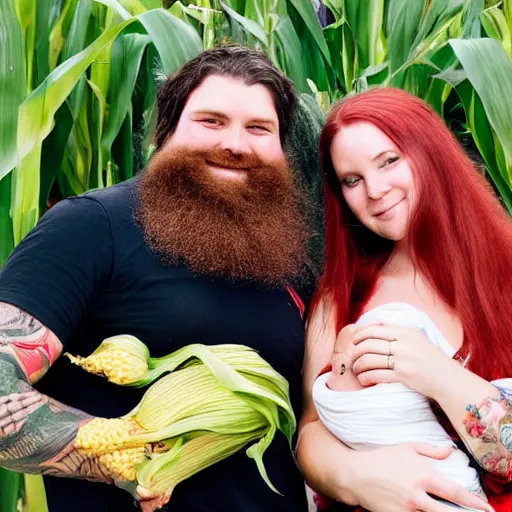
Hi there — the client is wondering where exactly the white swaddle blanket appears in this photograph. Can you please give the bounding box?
[312,302,484,503]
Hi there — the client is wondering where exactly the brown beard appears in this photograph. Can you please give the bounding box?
[135,146,311,287]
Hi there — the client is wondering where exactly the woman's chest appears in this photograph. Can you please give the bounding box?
[363,273,464,352]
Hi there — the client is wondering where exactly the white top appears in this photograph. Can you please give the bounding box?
[312,302,484,498]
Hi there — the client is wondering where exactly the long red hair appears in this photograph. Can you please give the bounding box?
[313,87,512,381]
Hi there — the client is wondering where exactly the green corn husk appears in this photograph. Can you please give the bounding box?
[71,340,296,498]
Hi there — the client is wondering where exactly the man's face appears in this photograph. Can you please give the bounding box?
[136,72,310,286]
[161,74,286,183]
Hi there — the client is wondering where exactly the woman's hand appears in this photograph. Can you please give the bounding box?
[347,443,493,512]
[350,323,458,398]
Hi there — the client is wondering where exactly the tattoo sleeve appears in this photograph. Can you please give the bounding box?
[0,302,114,483]
[462,385,512,481]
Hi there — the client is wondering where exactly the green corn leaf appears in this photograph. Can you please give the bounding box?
[386,0,426,74]
[0,468,22,512]
[0,173,14,266]
[322,0,342,19]
[111,110,134,182]
[34,0,59,87]
[288,0,331,66]
[140,0,161,7]
[118,0,150,15]
[22,474,48,512]
[88,78,108,189]
[323,20,344,91]
[461,83,512,212]
[49,0,79,71]
[434,44,512,212]
[387,0,465,85]
[145,344,293,413]
[461,0,484,38]
[11,144,42,244]
[506,0,512,32]
[355,62,389,91]
[39,103,74,211]
[61,0,93,115]
[94,0,132,20]
[274,15,308,92]
[287,2,331,92]
[481,5,512,58]
[245,422,280,493]
[168,1,210,25]
[0,0,26,175]
[136,9,203,76]
[343,0,385,71]
[1,19,132,182]
[138,431,264,494]
[60,90,94,196]
[243,0,271,29]
[0,8,202,183]
[16,0,36,93]
[393,40,456,113]
[219,1,268,45]
[410,0,464,57]
[449,38,512,174]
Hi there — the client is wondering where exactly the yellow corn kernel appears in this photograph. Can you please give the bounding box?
[75,418,147,482]
[75,418,145,452]
[67,348,148,385]
[97,446,145,481]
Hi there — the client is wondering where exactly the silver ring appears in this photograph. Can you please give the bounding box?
[387,355,395,370]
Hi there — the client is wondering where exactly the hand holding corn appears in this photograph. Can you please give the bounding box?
[67,336,296,509]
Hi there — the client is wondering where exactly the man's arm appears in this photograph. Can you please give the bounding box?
[0,302,112,482]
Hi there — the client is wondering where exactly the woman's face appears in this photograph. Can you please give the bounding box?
[331,122,416,242]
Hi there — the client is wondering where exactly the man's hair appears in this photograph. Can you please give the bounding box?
[154,45,296,149]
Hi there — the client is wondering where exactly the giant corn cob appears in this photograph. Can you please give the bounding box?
[68,338,295,501]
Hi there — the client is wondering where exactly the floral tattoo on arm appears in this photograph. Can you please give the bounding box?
[463,386,512,479]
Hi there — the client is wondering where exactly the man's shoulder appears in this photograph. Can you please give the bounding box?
[39,177,140,236]
[79,177,139,209]
[54,177,141,226]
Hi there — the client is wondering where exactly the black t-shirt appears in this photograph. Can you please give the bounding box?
[0,178,308,512]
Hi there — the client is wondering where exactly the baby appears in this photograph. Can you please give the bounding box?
[312,302,488,511]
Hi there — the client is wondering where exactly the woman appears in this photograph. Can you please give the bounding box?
[297,87,512,512]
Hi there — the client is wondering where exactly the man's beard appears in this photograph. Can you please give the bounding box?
[135,146,311,287]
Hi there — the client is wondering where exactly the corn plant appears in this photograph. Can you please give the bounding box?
[319,0,512,210]
[1,0,512,510]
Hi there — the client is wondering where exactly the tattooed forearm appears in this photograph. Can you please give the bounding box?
[0,390,46,437]
[0,302,61,384]
[0,303,114,484]
[0,354,102,478]
[462,386,512,480]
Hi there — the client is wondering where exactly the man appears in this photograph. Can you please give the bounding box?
[0,45,314,511]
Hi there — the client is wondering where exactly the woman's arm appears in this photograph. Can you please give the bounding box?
[349,321,512,481]
[298,304,492,511]
[297,297,357,502]
[297,419,359,505]
[429,361,512,481]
